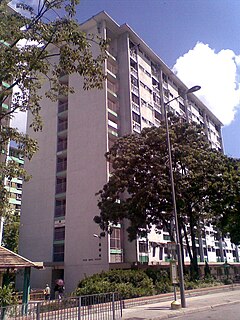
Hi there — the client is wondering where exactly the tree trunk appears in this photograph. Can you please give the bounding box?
[189,211,199,280]
[179,224,185,274]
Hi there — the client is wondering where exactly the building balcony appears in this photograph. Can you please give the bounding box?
[130,67,138,78]
[153,86,160,95]
[130,50,137,61]
[131,84,139,96]
[162,81,168,89]
[132,102,140,114]
[154,103,161,112]
[132,121,141,133]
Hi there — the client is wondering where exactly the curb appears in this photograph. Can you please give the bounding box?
[122,287,240,320]
[122,283,240,310]
[144,300,240,320]
[162,299,240,320]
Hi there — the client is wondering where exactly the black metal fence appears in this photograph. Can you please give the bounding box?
[0,293,122,320]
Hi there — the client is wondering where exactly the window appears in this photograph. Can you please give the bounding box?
[58,118,68,132]
[54,227,65,241]
[179,103,185,112]
[108,100,117,113]
[131,75,138,86]
[159,247,163,260]
[154,110,161,121]
[129,40,135,49]
[153,92,161,105]
[132,93,139,105]
[162,73,167,83]
[139,241,148,253]
[110,227,121,250]
[163,234,171,241]
[57,137,67,152]
[110,254,122,263]
[152,246,156,257]
[55,199,66,217]
[57,158,67,172]
[132,111,140,123]
[130,58,137,70]
[53,244,64,262]
[56,177,66,194]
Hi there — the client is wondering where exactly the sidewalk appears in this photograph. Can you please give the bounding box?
[121,287,240,319]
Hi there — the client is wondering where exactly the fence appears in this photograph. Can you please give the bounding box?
[0,293,122,320]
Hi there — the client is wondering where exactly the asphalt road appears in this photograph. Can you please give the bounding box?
[173,302,240,320]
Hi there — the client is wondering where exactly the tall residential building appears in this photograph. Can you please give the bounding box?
[0,78,12,244]
[0,141,23,247]
[19,12,236,293]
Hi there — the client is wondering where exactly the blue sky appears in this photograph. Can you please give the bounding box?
[75,0,240,158]
[10,0,240,158]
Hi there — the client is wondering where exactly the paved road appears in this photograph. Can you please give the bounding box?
[173,302,240,319]
[122,287,240,319]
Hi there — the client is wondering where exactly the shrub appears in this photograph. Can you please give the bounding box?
[155,281,172,294]
[76,269,154,298]
[223,278,233,285]
[184,280,198,290]
[0,285,17,307]
[145,269,170,285]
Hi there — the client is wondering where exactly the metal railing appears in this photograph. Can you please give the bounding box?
[0,293,122,320]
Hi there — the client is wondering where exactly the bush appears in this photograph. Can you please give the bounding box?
[145,269,170,285]
[0,285,17,307]
[75,269,154,298]
[223,278,233,285]
[184,280,198,290]
[155,281,172,294]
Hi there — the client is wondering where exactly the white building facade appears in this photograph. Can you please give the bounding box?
[19,12,239,293]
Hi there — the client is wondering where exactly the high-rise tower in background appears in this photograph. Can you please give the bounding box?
[19,12,237,293]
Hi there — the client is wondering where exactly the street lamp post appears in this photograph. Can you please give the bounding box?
[164,85,201,308]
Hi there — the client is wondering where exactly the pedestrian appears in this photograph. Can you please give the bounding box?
[44,284,51,300]
[58,284,65,300]
[54,284,59,300]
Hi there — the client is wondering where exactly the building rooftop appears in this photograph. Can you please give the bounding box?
[0,246,43,269]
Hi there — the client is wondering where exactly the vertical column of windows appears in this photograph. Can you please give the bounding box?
[129,41,141,133]
[107,38,119,151]
[53,74,69,262]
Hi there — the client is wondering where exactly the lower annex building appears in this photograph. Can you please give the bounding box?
[19,11,240,292]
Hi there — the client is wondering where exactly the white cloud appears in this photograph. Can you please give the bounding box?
[173,42,240,125]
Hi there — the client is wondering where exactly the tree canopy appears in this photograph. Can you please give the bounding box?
[95,115,240,278]
[0,0,107,218]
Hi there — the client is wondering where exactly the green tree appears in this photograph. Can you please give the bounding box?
[0,1,107,219]
[2,212,20,253]
[210,159,240,245]
[95,115,240,279]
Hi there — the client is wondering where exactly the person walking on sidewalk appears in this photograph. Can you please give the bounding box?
[44,284,51,300]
